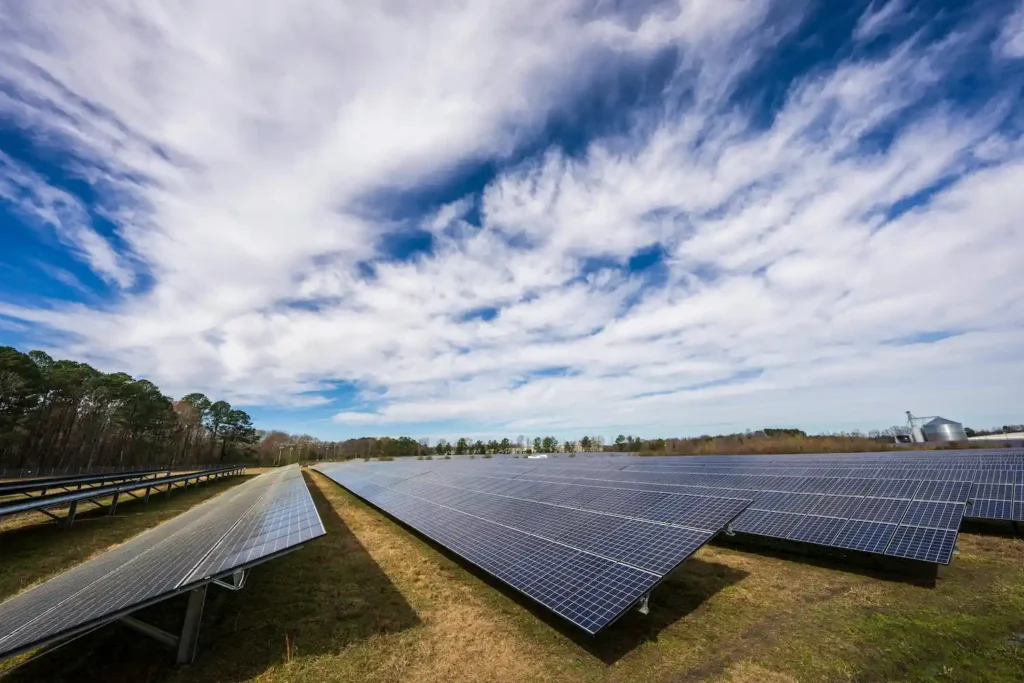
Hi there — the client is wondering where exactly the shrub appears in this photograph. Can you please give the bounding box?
[483,453,493,459]
[444,455,451,459]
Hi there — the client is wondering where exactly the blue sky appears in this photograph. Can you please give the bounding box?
[1,0,1024,441]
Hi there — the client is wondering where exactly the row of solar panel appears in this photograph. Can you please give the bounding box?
[498,461,1024,524]
[0,466,245,519]
[0,466,324,661]
[411,466,967,564]
[316,463,748,633]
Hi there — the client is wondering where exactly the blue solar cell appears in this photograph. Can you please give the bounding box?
[972,470,1015,485]
[789,477,838,494]
[860,479,920,499]
[901,501,965,530]
[749,492,820,514]
[831,520,896,554]
[826,478,875,496]
[969,483,1013,501]
[731,509,804,538]
[809,495,863,519]
[913,480,972,503]
[788,515,846,545]
[884,526,957,564]
[585,522,713,573]
[583,488,672,517]
[966,499,1012,520]
[641,494,748,529]
[846,497,909,524]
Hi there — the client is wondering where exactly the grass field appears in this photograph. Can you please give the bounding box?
[2,471,1024,683]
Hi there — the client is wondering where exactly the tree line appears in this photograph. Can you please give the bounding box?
[0,346,257,475]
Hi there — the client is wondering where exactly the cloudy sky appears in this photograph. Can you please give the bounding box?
[1,0,1023,441]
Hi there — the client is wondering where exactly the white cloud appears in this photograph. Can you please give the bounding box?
[853,0,907,42]
[0,1,1022,437]
[0,152,134,287]
[997,0,1024,58]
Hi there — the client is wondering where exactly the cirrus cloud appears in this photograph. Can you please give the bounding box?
[1,0,1023,439]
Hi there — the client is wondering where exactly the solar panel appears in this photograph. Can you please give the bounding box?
[0,466,324,664]
[831,520,897,554]
[885,526,958,564]
[314,462,749,634]
[967,499,1012,520]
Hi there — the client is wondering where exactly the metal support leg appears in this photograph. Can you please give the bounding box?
[109,491,121,515]
[120,616,178,648]
[166,482,172,499]
[144,486,152,504]
[177,585,207,664]
[637,593,650,616]
[65,500,78,529]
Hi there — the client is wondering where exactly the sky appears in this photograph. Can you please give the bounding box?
[0,0,1023,442]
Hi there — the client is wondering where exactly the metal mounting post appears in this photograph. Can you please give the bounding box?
[177,584,207,664]
[64,500,78,529]
[117,584,209,664]
[637,593,650,615]
[109,491,121,515]
[723,523,736,537]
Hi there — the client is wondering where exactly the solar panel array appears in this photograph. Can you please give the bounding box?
[515,451,1024,564]
[0,465,324,660]
[316,449,1024,623]
[314,461,751,633]
[0,466,244,520]
[0,468,170,498]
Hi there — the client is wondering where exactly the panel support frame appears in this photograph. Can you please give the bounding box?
[115,584,209,665]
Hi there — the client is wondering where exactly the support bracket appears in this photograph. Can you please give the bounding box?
[637,592,650,616]
[723,523,736,537]
[212,569,248,591]
[117,585,208,665]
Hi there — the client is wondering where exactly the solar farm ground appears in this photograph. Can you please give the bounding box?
[2,470,1023,683]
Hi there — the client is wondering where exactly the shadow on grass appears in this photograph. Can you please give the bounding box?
[960,518,1023,539]
[713,534,939,588]
[0,472,419,683]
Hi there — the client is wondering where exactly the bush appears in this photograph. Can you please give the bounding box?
[444,455,451,459]
[569,453,576,458]
[483,453,493,459]
[469,455,476,459]
[416,455,424,460]
[426,455,433,460]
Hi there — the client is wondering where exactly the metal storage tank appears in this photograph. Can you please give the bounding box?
[922,417,967,443]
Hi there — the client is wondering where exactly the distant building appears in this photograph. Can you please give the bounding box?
[921,417,968,443]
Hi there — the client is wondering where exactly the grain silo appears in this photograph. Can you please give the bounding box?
[921,417,967,443]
